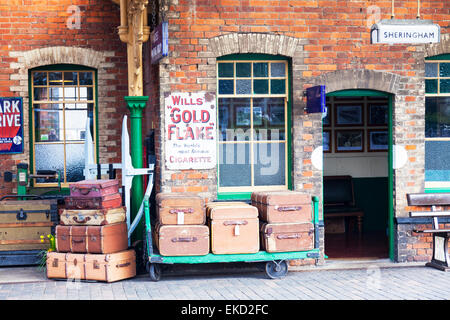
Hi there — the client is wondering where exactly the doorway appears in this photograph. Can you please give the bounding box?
[322,90,393,260]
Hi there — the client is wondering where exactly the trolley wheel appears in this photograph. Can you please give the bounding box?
[149,263,162,282]
[265,260,288,279]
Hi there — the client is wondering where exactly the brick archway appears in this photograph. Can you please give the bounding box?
[425,33,450,57]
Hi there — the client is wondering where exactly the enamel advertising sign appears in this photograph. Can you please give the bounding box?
[165,92,216,170]
[0,97,23,154]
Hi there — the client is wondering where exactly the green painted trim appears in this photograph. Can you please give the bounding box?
[217,53,288,61]
[327,89,389,97]
[287,57,293,190]
[425,188,450,193]
[425,54,450,61]
[388,94,395,261]
[28,70,34,183]
[217,192,252,200]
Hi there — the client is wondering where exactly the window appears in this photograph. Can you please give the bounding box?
[217,55,290,195]
[30,66,96,186]
[425,56,450,188]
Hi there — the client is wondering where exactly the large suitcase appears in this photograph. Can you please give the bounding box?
[260,222,314,253]
[154,223,209,256]
[59,207,126,226]
[0,199,58,251]
[251,191,312,223]
[69,179,120,198]
[55,222,128,254]
[46,249,136,283]
[207,202,259,254]
[64,193,122,210]
[156,192,205,225]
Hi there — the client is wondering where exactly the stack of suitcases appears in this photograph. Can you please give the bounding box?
[252,191,314,252]
[46,179,136,283]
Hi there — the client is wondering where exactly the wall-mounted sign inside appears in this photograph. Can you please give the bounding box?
[306,85,326,114]
[0,97,23,154]
[371,19,440,44]
[165,92,217,170]
[151,21,169,64]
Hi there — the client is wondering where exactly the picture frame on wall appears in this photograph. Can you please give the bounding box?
[323,130,331,153]
[368,129,388,151]
[335,104,363,126]
[335,130,364,152]
[368,104,388,126]
[235,106,251,126]
[269,105,285,126]
[253,106,263,126]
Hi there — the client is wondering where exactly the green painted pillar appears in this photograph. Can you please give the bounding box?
[125,96,148,242]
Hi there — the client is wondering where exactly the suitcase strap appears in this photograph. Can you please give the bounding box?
[171,237,198,243]
[275,206,302,212]
[169,208,194,214]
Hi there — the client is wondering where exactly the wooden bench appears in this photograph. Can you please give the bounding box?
[323,175,364,236]
[407,193,450,272]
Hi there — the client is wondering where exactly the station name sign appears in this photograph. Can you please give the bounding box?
[151,21,168,64]
[371,19,440,44]
[0,97,23,154]
[165,92,216,170]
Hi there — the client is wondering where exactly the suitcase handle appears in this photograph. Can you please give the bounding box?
[72,187,99,196]
[277,234,301,240]
[116,262,131,268]
[171,237,198,243]
[72,239,85,244]
[169,208,194,214]
[223,220,248,226]
[73,215,91,224]
[276,206,302,212]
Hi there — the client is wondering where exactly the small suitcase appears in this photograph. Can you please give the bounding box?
[156,192,205,225]
[260,222,314,253]
[46,249,136,283]
[154,223,209,256]
[251,191,312,223]
[55,222,128,254]
[207,202,259,254]
[64,193,122,210]
[59,207,126,226]
[69,179,120,198]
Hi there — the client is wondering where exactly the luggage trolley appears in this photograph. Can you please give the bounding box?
[143,195,321,281]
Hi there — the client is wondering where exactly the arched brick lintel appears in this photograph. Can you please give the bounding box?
[425,33,450,58]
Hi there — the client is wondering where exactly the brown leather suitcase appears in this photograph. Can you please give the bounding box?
[207,202,259,254]
[46,249,136,283]
[251,191,312,223]
[154,223,209,256]
[260,222,314,252]
[69,179,120,198]
[55,222,128,254]
[156,192,205,225]
[64,193,122,210]
[59,207,126,226]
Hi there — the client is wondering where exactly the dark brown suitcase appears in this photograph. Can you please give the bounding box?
[55,222,128,254]
[154,223,209,256]
[64,193,122,210]
[156,192,205,225]
[69,179,119,198]
[251,191,312,223]
[260,222,314,252]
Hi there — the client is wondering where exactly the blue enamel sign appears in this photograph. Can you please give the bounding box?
[306,85,326,114]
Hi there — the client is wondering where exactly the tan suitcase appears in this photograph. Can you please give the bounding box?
[207,203,259,254]
[154,223,209,256]
[251,191,312,223]
[59,207,126,226]
[260,222,314,253]
[46,249,136,283]
[156,192,205,225]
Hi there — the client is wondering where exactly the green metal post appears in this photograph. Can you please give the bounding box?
[125,96,148,242]
[17,163,28,197]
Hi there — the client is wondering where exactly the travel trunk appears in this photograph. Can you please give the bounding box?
[59,207,126,226]
[55,222,128,254]
[64,193,122,210]
[0,199,57,251]
[207,202,259,254]
[154,223,209,256]
[156,192,205,225]
[69,179,120,198]
[46,249,136,283]
[251,191,312,223]
[260,222,314,253]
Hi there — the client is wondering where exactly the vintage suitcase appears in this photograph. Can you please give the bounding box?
[0,199,58,251]
[64,193,122,210]
[260,222,314,253]
[251,191,312,223]
[69,179,120,198]
[55,222,128,254]
[156,192,205,225]
[59,207,126,226]
[154,223,209,256]
[46,249,136,283]
[207,202,259,254]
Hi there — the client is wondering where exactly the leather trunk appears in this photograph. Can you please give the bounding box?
[46,249,136,283]
[156,192,205,225]
[0,199,58,251]
[59,207,126,226]
[260,222,314,253]
[55,222,128,254]
[69,179,119,198]
[154,223,209,256]
[207,202,259,254]
[251,191,312,223]
[64,193,122,210]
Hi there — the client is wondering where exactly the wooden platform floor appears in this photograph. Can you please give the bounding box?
[324,231,389,260]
